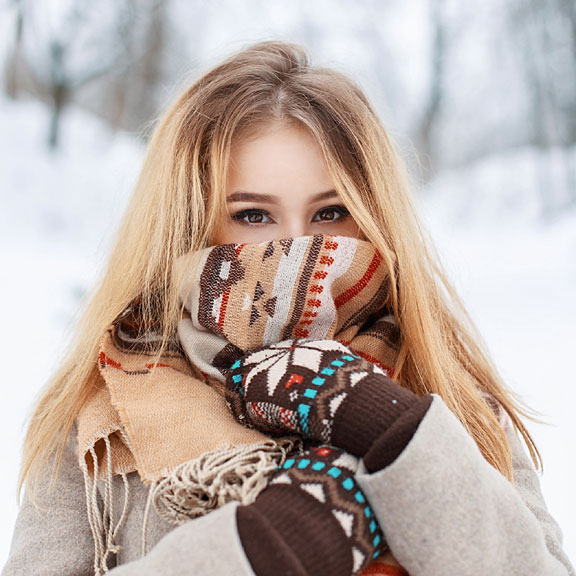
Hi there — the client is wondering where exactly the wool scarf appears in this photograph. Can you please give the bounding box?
[77,234,402,573]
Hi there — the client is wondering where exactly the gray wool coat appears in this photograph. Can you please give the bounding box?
[2,396,575,576]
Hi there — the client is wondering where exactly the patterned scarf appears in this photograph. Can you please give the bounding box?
[77,234,402,572]
[176,234,399,381]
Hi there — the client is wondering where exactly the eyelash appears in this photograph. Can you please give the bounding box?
[231,208,271,225]
[231,205,351,225]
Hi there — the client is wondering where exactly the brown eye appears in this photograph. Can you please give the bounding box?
[313,205,350,223]
[231,209,272,225]
[247,212,264,223]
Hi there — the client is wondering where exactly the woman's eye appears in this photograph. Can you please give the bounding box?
[231,209,272,225]
[313,205,350,223]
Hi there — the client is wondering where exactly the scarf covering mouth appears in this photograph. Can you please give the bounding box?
[176,234,398,383]
[76,234,400,569]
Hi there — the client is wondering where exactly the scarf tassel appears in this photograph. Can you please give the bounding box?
[81,436,130,576]
[81,436,300,574]
[151,437,301,525]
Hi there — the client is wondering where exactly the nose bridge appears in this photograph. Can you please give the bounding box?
[278,212,310,240]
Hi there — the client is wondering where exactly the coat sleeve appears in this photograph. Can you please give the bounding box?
[1,428,256,576]
[107,503,255,576]
[354,395,575,576]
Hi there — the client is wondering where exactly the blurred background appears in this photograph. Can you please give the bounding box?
[0,0,575,567]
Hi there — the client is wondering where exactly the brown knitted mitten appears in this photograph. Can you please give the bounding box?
[237,445,385,576]
[226,339,432,470]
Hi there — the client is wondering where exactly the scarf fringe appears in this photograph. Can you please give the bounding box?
[81,436,130,576]
[151,437,301,525]
[81,436,300,574]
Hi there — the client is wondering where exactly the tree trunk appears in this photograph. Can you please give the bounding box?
[48,84,68,150]
[418,0,447,182]
[5,3,24,98]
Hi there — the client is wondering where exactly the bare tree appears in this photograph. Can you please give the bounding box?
[509,0,576,213]
[4,0,25,98]
[558,0,576,207]
[416,0,448,182]
[100,0,172,133]
[557,0,576,144]
[5,0,141,149]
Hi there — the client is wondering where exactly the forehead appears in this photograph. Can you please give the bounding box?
[229,122,326,170]
[230,120,313,155]
[226,123,334,200]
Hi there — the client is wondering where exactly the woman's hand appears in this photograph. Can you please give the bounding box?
[225,338,430,460]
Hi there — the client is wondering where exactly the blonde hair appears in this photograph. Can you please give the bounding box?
[21,41,539,494]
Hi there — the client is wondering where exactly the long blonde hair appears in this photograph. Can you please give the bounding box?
[21,41,539,494]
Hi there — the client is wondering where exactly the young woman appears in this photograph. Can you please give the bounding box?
[3,41,574,576]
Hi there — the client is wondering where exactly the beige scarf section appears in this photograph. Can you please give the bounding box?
[76,234,401,574]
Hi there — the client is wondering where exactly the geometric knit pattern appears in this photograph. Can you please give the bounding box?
[257,445,386,575]
[226,338,418,457]
[226,338,359,439]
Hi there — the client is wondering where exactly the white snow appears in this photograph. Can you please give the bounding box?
[1,94,574,570]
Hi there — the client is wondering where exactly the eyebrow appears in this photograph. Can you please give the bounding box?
[227,190,340,204]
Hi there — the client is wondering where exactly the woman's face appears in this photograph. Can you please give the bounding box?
[212,122,363,244]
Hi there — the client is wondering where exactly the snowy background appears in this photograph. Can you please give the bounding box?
[1,0,575,568]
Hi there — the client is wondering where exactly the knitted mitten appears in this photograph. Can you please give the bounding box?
[225,339,432,472]
[237,444,384,576]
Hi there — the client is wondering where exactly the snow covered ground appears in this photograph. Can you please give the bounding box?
[1,96,574,567]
